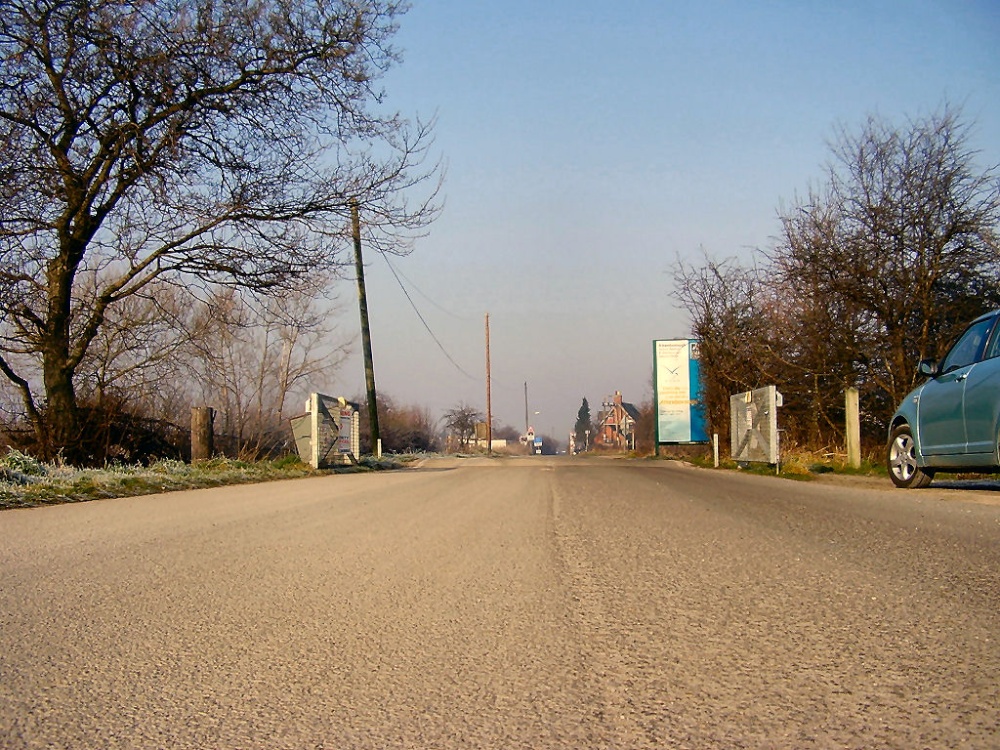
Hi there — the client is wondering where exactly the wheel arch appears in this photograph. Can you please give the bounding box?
[889,414,910,434]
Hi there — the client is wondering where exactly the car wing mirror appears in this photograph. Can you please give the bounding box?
[918,358,940,377]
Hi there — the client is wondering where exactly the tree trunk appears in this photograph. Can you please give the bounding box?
[41,352,80,460]
[42,251,82,460]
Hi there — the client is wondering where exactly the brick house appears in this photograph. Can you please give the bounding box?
[595,391,640,451]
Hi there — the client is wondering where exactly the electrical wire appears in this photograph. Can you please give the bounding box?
[379,252,478,381]
[384,259,468,320]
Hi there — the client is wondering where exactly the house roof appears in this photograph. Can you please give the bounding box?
[621,401,641,421]
[598,399,641,426]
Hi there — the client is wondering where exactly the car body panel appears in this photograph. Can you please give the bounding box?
[916,367,968,455]
[888,309,1000,481]
[963,358,1000,456]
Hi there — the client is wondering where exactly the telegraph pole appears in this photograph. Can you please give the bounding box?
[352,201,379,455]
[485,313,492,455]
[524,381,529,435]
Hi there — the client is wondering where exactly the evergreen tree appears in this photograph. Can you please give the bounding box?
[574,398,593,450]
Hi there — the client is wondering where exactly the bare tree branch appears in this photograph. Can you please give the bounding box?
[0,0,439,458]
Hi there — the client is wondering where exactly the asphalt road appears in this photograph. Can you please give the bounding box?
[1,456,998,749]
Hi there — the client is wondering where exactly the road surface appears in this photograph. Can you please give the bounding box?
[2,456,999,748]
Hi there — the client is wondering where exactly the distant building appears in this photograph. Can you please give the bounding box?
[468,421,507,451]
[595,391,640,451]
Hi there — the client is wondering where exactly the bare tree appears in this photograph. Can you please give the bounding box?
[184,287,349,459]
[672,250,771,442]
[0,278,197,460]
[365,394,440,454]
[772,105,1000,431]
[673,106,1000,450]
[442,403,483,452]
[0,0,438,460]
[77,284,192,407]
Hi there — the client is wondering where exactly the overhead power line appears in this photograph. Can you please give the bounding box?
[379,252,477,381]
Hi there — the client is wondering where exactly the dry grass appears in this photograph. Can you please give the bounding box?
[0,449,405,510]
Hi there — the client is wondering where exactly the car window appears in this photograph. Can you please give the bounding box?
[984,318,1000,360]
[940,317,995,372]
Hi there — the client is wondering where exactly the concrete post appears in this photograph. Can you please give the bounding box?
[846,387,861,469]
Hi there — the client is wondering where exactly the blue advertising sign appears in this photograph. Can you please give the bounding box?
[653,339,708,444]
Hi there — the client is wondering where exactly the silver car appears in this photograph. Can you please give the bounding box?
[887,309,1000,488]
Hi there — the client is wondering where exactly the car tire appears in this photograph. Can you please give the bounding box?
[887,424,934,488]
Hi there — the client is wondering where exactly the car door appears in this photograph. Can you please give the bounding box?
[917,368,969,455]
[918,316,995,456]
[962,317,1000,458]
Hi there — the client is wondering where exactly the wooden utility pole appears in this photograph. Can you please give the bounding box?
[485,313,492,455]
[524,381,529,435]
[352,201,379,454]
[190,407,214,462]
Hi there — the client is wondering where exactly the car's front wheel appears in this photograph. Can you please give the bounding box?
[887,424,934,488]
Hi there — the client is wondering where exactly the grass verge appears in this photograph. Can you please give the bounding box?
[0,450,407,510]
[673,448,888,482]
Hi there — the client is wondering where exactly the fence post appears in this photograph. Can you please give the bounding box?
[846,388,861,469]
[191,407,215,462]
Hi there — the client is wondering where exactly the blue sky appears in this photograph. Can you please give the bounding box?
[327,0,1000,443]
